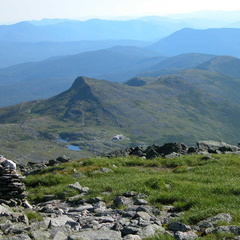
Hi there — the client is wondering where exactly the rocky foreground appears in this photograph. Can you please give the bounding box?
[1,140,240,240]
[1,181,240,240]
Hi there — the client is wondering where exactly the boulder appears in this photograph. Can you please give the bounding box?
[197,141,239,153]
[68,230,122,240]
[168,222,192,232]
[114,196,134,207]
[205,225,240,235]
[198,213,232,228]
[174,231,198,240]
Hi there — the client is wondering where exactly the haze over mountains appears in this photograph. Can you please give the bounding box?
[148,28,240,56]
[1,10,240,158]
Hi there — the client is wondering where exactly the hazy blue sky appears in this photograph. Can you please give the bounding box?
[1,0,240,24]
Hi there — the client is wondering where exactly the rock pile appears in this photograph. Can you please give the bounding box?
[105,141,240,159]
[0,166,28,207]
[19,155,72,175]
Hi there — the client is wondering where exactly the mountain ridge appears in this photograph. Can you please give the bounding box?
[148,28,240,57]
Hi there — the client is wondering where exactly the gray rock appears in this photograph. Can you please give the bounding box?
[52,231,68,240]
[168,222,192,232]
[197,141,239,153]
[93,168,113,174]
[122,192,138,197]
[205,225,240,235]
[68,194,85,202]
[69,203,94,212]
[68,182,82,192]
[29,219,51,231]
[68,230,122,240]
[198,213,232,228]
[114,196,134,207]
[3,234,31,240]
[136,205,161,216]
[135,211,152,221]
[0,220,13,231]
[30,230,52,240]
[134,199,148,205]
[123,234,142,240]
[139,224,165,238]
[81,187,90,193]
[48,215,76,228]
[174,231,198,240]
[72,172,86,178]
[122,225,141,235]
[0,204,13,214]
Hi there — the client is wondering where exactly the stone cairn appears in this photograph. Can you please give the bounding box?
[0,165,27,207]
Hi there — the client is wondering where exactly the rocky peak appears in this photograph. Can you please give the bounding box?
[66,76,99,102]
[70,76,88,89]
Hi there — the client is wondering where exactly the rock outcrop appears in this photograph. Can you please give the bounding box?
[105,141,240,159]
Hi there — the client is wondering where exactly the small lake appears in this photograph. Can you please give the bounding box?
[57,139,82,151]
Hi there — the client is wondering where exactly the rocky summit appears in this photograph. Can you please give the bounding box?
[0,180,238,240]
[0,141,240,239]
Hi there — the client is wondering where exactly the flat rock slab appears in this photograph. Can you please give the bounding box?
[68,230,122,240]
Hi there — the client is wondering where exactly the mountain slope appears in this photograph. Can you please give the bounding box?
[138,53,216,77]
[0,40,149,68]
[196,55,240,78]
[147,28,240,57]
[0,46,165,107]
[151,69,240,104]
[0,19,179,42]
[1,76,240,163]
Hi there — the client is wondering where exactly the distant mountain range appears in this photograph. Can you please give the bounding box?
[2,49,240,107]
[0,10,240,68]
[148,28,240,57]
[0,46,165,107]
[2,10,239,43]
[0,40,149,68]
[1,75,240,161]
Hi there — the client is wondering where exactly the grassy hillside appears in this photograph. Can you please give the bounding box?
[24,153,240,239]
[1,76,240,162]
[136,53,216,79]
[196,55,240,78]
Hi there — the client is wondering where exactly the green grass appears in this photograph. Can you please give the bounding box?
[24,154,240,238]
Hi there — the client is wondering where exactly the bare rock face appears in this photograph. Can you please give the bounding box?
[197,141,239,153]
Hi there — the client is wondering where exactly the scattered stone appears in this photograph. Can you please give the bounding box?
[52,231,68,240]
[68,182,82,192]
[93,167,113,173]
[123,234,142,240]
[114,196,134,207]
[198,213,232,228]
[68,230,122,240]
[168,222,192,232]
[174,231,198,240]
[72,172,85,178]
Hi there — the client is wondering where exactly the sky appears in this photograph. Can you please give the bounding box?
[1,0,240,24]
